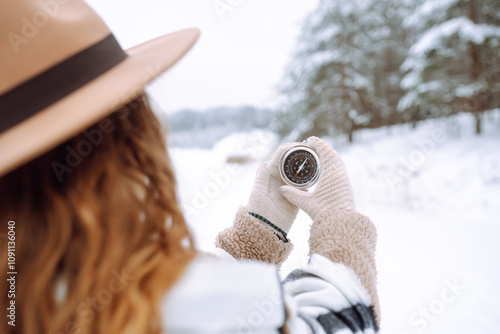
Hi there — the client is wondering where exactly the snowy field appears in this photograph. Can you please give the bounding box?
[169,112,500,334]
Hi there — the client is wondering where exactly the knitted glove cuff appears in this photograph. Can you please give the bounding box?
[215,206,294,267]
[309,208,380,325]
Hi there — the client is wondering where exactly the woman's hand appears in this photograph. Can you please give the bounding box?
[280,136,356,221]
[215,142,300,265]
[246,142,300,238]
[279,137,380,322]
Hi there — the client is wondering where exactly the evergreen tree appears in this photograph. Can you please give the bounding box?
[276,0,414,142]
[399,0,500,133]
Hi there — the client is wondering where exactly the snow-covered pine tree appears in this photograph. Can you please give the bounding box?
[399,0,500,133]
[276,0,414,142]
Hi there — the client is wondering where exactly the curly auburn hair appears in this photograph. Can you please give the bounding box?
[0,94,195,334]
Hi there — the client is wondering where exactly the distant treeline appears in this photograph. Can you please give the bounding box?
[161,106,272,148]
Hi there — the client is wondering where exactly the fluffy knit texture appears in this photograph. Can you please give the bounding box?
[215,206,294,266]
[309,208,380,325]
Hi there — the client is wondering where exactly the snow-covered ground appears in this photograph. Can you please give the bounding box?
[169,112,500,333]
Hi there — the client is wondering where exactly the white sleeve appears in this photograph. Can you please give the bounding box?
[161,254,286,334]
[283,254,378,334]
[161,253,378,334]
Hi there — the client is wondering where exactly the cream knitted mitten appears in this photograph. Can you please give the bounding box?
[279,136,356,220]
[246,142,300,236]
[215,143,299,266]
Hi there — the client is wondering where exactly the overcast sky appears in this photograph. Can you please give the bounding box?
[85,0,318,113]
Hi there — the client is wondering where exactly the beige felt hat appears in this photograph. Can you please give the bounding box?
[0,0,200,176]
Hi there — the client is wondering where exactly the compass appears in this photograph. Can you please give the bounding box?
[279,144,320,189]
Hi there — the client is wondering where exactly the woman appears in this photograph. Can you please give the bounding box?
[0,1,379,333]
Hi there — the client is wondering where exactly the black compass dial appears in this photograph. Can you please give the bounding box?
[282,149,319,186]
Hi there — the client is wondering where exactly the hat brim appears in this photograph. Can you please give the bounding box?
[0,27,200,176]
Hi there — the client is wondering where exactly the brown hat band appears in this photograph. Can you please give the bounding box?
[0,34,127,134]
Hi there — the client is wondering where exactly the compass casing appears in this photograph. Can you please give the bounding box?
[279,144,321,190]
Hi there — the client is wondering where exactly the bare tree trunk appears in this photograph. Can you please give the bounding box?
[468,0,483,135]
[337,31,352,142]
[348,128,353,143]
[411,107,419,129]
[475,111,482,134]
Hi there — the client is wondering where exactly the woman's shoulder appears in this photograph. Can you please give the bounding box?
[161,250,286,333]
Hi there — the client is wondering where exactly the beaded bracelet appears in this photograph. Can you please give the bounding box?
[248,212,288,242]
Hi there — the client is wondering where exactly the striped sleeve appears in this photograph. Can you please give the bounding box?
[282,254,379,334]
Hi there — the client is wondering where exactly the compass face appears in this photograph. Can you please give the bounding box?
[280,145,320,189]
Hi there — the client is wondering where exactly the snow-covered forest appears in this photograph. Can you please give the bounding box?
[164,0,499,147]
[275,0,500,142]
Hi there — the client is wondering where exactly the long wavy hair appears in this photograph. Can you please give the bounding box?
[0,94,195,334]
